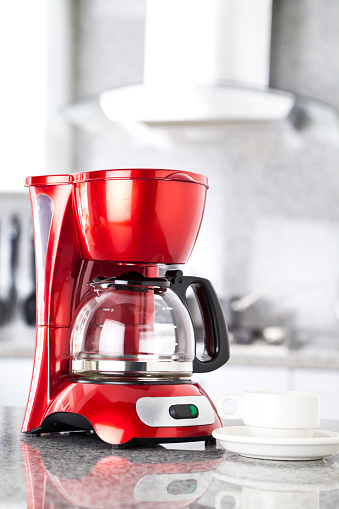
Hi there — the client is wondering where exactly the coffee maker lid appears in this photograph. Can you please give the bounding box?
[25,174,74,186]
[72,168,208,187]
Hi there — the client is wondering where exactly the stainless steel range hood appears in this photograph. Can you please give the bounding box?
[65,0,297,128]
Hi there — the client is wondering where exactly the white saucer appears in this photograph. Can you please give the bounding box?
[212,426,339,461]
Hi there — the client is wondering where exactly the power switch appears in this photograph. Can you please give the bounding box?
[169,404,199,420]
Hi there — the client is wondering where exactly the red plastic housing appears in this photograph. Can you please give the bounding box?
[21,168,223,445]
[72,169,208,263]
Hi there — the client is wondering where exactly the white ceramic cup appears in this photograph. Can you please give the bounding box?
[218,390,320,438]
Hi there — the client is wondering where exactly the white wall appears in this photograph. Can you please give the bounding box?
[0,0,73,192]
[0,358,33,408]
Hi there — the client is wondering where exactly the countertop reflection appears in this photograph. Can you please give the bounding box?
[1,408,339,508]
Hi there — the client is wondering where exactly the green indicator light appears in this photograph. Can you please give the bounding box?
[188,481,198,493]
[189,404,198,416]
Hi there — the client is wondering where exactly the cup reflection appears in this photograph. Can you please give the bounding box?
[213,454,339,509]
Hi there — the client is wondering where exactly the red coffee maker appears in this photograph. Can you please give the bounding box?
[22,169,229,445]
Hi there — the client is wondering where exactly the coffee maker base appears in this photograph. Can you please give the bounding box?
[22,381,222,446]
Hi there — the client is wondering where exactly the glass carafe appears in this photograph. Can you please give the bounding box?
[70,271,229,382]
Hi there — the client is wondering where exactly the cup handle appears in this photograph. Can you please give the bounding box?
[218,394,244,420]
[215,490,242,509]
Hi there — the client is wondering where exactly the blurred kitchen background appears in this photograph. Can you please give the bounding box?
[1,0,339,416]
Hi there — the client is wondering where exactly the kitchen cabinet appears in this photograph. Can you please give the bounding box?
[292,368,339,420]
[0,358,33,408]
[194,364,339,420]
[2,357,339,420]
[194,365,292,408]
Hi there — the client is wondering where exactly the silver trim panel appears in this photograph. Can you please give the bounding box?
[72,359,193,375]
[136,395,215,427]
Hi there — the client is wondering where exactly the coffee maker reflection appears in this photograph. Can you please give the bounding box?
[21,435,224,509]
[22,169,229,445]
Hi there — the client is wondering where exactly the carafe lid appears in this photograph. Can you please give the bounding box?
[88,272,170,289]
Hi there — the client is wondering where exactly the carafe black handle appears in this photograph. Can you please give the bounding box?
[166,270,230,373]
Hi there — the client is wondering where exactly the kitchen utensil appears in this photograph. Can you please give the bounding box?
[225,282,300,346]
[22,169,229,446]
[4,216,20,323]
[23,230,36,325]
[218,390,320,438]
[223,295,256,345]
[0,221,7,326]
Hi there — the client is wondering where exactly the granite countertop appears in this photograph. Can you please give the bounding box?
[1,408,339,508]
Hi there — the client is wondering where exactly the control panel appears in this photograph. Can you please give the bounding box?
[136,395,215,427]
